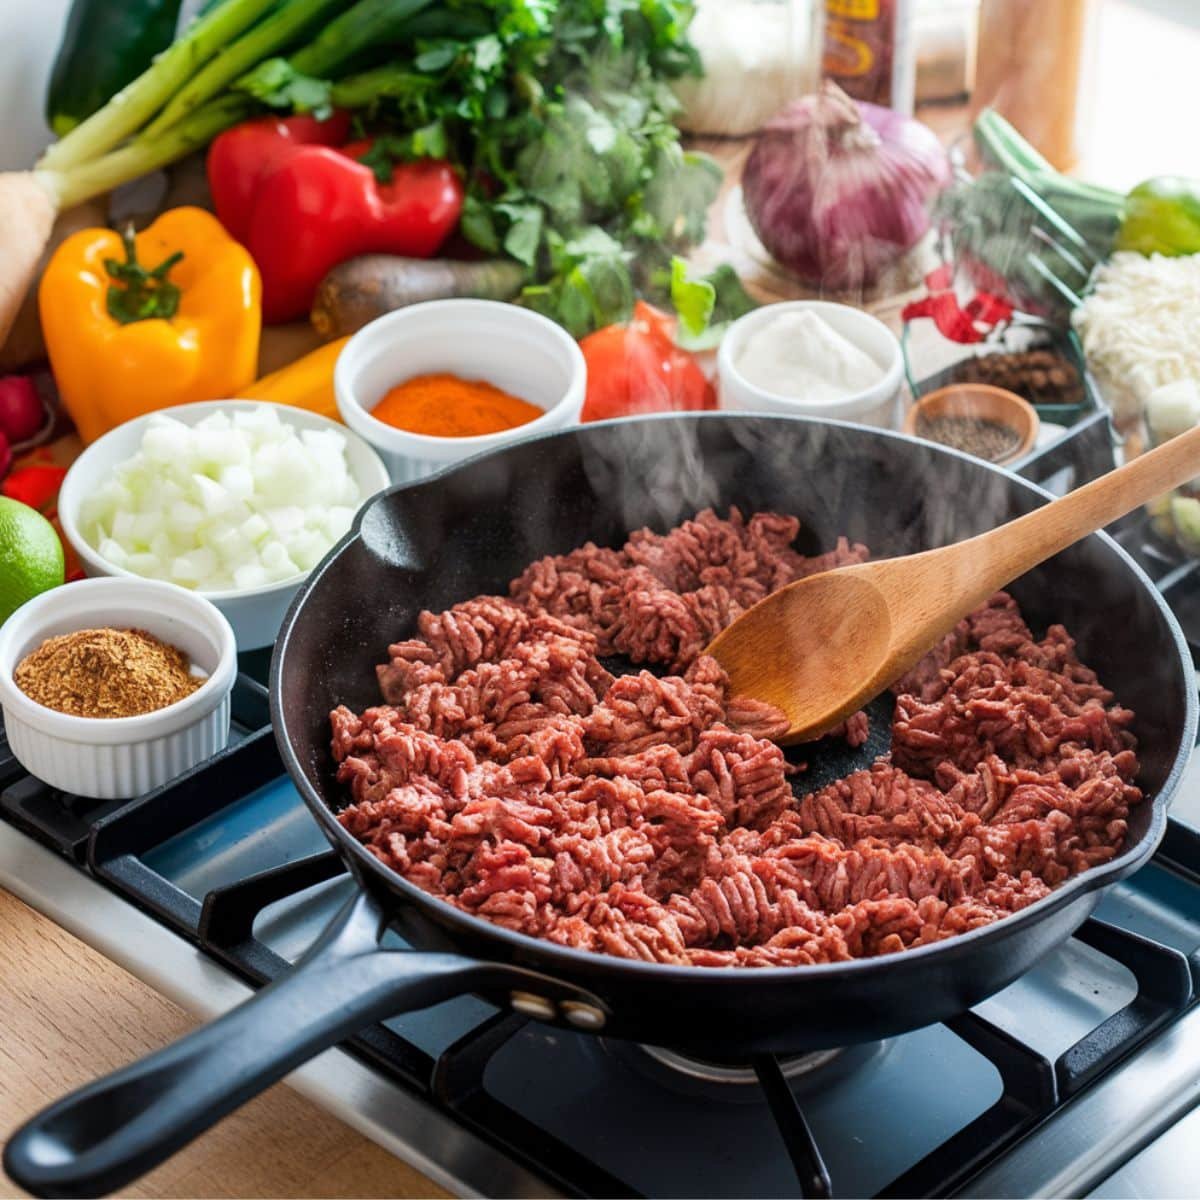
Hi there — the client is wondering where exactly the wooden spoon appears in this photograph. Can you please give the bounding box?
[706,423,1200,745]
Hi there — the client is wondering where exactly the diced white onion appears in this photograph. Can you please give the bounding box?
[83,406,365,592]
[1072,252,1200,422]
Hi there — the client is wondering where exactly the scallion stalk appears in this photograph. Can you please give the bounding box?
[44,96,253,210]
[37,0,281,173]
[235,0,438,116]
[972,107,1124,259]
[329,65,436,108]
[289,0,436,75]
[140,0,349,139]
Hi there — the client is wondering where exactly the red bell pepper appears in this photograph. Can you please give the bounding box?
[3,464,67,510]
[208,113,464,323]
[901,266,1015,345]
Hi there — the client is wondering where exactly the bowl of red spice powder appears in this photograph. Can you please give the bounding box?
[0,577,236,798]
[336,299,586,483]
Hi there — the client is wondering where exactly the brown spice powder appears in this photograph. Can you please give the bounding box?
[14,627,203,718]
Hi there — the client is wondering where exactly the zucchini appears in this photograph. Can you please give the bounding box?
[46,0,186,138]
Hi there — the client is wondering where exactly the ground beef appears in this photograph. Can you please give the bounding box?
[333,509,1140,967]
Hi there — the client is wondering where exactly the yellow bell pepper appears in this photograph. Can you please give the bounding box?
[241,337,349,422]
[38,207,261,445]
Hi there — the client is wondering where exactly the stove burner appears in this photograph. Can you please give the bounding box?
[638,1044,845,1085]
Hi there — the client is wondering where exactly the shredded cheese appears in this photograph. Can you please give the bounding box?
[1072,252,1200,421]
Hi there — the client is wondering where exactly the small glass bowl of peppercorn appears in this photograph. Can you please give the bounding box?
[904,383,1039,466]
[902,319,1094,425]
[0,577,236,799]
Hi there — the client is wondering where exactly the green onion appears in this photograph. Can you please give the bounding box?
[290,0,436,75]
[38,0,438,209]
[140,0,348,139]
[43,96,253,209]
[38,0,279,172]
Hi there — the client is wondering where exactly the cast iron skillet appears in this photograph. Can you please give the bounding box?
[6,415,1196,1198]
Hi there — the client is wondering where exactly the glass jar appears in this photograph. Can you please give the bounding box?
[674,0,825,137]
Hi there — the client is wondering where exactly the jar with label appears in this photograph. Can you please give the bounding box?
[674,0,825,137]
[822,0,916,114]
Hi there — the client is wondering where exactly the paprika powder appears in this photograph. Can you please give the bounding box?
[371,373,543,438]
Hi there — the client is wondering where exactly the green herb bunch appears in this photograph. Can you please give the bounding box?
[241,0,729,335]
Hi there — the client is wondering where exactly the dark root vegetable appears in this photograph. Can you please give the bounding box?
[311,254,527,338]
[742,82,950,292]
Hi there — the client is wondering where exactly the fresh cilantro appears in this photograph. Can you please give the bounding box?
[413,42,460,72]
[670,256,715,339]
[357,121,451,182]
[237,58,333,118]
[253,0,733,336]
[497,202,544,264]
[670,259,758,350]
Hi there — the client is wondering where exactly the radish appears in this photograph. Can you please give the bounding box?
[0,375,48,444]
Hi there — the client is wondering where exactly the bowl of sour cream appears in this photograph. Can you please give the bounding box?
[718,300,904,428]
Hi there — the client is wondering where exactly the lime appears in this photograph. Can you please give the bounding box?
[0,496,65,624]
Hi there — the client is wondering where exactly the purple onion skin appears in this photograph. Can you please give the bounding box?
[743,86,951,292]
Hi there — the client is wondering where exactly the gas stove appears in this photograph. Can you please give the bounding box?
[2,409,1199,1199]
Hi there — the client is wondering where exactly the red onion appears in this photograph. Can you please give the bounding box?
[743,83,950,292]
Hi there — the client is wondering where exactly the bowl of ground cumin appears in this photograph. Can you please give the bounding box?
[0,577,236,798]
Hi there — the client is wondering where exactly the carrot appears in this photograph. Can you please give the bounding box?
[310,254,527,339]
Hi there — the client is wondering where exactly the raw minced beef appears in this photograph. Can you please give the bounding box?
[332,509,1140,966]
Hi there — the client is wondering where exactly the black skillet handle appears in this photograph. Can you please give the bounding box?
[4,889,606,1199]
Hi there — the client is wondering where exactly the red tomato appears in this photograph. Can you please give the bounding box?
[580,302,716,422]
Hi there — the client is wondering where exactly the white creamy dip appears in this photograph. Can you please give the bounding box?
[735,309,884,403]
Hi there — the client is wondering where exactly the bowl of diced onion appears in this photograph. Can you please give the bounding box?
[58,401,390,650]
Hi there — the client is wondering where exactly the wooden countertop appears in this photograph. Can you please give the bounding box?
[0,890,449,1199]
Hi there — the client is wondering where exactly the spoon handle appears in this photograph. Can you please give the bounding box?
[962,421,1200,590]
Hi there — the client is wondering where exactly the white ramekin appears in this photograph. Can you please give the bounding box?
[335,299,587,483]
[0,577,237,799]
[718,300,905,428]
[58,400,391,650]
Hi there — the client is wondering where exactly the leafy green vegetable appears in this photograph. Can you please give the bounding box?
[670,256,714,337]
[238,56,337,117]
[670,258,758,349]
[266,0,718,335]
[37,0,728,338]
[355,120,450,180]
